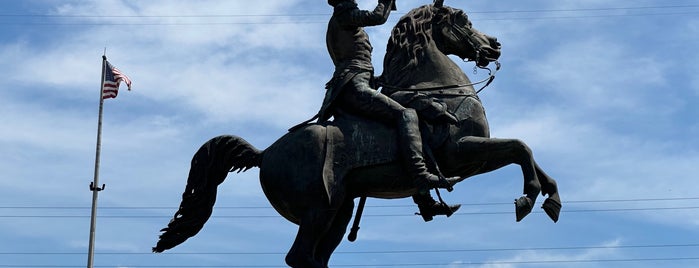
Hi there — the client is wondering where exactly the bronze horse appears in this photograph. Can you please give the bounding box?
[153,2,561,268]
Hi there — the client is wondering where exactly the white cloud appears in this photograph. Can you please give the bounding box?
[1,1,331,128]
[467,239,624,268]
[685,20,699,96]
[520,38,666,112]
[0,100,92,152]
[50,0,322,49]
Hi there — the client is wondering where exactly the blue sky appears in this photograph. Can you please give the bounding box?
[1,0,698,267]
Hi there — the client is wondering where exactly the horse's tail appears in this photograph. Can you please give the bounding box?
[153,135,262,253]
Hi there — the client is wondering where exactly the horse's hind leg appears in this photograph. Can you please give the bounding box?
[316,198,355,267]
[286,208,335,268]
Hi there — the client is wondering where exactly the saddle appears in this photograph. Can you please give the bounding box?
[318,112,393,204]
[318,109,450,205]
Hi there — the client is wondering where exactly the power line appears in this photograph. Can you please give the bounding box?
[468,4,699,14]
[2,197,697,219]
[1,206,698,218]
[1,4,699,26]
[2,257,699,267]
[2,243,698,255]
[2,4,698,18]
[2,197,698,210]
[0,21,324,26]
[2,11,698,26]
[0,13,328,18]
[479,10,699,21]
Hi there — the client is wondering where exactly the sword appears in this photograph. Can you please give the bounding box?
[347,196,367,242]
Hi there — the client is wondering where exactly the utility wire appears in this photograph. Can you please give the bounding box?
[2,243,699,255]
[2,4,698,18]
[2,257,699,267]
[1,4,699,25]
[1,197,698,210]
[1,206,698,218]
[2,12,698,25]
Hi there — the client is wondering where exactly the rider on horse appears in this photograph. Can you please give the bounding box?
[318,0,459,220]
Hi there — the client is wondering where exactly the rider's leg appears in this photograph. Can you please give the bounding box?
[336,72,452,192]
[396,108,454,192]
[335,73,455,218]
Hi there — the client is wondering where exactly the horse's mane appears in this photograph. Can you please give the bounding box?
[382,4,457,84]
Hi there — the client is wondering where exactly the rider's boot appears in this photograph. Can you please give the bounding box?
[413,193,461,222]
[397,108,453,194]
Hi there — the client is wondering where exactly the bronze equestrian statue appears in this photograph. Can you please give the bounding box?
[153,1,562,267]
[310,0,460,221]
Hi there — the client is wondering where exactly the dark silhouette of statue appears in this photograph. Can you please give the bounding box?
[153,1,562,267]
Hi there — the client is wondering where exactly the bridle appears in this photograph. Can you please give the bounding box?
[378,60,500,94]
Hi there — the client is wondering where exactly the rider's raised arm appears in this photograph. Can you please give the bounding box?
[336,0,394,27]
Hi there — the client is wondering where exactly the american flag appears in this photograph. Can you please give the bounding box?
[102,60,132,99]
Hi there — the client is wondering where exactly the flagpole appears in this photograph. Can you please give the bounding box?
[87,55,108,268]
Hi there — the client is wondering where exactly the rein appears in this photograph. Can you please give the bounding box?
[379,61,500,94]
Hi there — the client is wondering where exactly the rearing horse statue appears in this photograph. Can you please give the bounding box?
[153,2,561,268]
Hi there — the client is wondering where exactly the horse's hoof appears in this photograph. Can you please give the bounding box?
[542,198,561,223]
[514,196,533,222]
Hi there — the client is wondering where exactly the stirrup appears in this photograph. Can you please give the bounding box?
[424,174,457,192]
[439,176,455,192]
[416,202,461,222]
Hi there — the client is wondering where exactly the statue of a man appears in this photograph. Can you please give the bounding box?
[319,0,459,220]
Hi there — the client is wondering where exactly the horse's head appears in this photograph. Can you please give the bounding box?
[382,2,501,87]
[432,4,501,67]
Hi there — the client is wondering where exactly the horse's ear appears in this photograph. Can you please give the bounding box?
[434,0,444,8]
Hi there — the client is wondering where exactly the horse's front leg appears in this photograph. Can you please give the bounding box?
[535,163,562,222]
[453,136,541,221]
